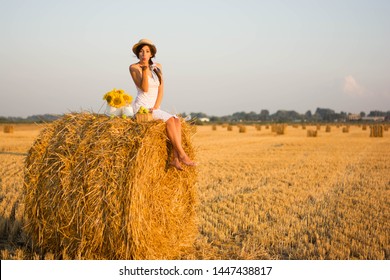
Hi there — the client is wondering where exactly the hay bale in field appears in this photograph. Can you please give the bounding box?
[3,125,14,133]
[227,125,233,131]
[307,129,318,137]
[272,124,286,135]
[342,126,349,133]
[238,125,247,133]
[212,124,217,131]
[255,125,261,131]
[24,113,197,260]
[370,124,384,137]
[325,125,331,133]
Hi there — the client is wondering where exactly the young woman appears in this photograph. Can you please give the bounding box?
[129,38,196,170]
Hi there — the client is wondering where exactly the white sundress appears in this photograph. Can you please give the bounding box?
[132,65,177,122]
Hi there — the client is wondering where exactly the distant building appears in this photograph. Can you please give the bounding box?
[199,117,210,122]
[362,116,385,122]
[347,114,361,121]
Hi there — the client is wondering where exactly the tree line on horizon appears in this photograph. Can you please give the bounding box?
[0,108,389,124]
[185,108,390,123]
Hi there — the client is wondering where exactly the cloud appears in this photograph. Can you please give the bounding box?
[343,75,365,97]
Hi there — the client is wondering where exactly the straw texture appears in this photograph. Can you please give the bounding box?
[24,113,197,259]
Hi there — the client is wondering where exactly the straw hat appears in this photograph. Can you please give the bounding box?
[132,39,157,55]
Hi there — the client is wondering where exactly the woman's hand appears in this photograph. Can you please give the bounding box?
[149,106,159,113]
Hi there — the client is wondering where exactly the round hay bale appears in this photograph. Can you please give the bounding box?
[24,113,197,260]
[370,124,384,137]
[238,125,247,133]
[272,124,286,135]
[306,129,318,137]
[3,125,14,133]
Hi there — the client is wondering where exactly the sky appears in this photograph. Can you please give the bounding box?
[1,0,389,117]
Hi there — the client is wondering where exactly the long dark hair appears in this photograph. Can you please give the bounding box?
[135,44,162,84]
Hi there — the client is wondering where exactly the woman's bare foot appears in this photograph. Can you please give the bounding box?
[179,155,197,167]
[170,158,183,171]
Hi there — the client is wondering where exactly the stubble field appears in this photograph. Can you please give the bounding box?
[0,122,389,259]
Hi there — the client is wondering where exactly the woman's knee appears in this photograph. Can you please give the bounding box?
[166,117,174,125]
[166,117,176,130]
[167,117,178,125]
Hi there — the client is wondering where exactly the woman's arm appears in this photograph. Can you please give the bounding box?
[152,63,164,110]
[129,64,149,92]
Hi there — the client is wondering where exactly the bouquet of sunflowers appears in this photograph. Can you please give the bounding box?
[103,88,134,117]
[103,88,132,108]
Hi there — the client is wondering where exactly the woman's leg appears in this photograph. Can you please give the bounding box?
[166,117,195,169]
[171,149,182,170]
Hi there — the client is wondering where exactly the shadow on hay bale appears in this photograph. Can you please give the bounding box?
[24,113,198,260]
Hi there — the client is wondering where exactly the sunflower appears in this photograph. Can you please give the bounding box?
[122,94,133,105]
[103,91,112,101]
[103,88,132,108]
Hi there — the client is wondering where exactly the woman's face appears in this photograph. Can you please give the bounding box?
[138,45,153,63]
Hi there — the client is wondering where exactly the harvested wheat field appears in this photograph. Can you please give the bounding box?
[0,121,389,260]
